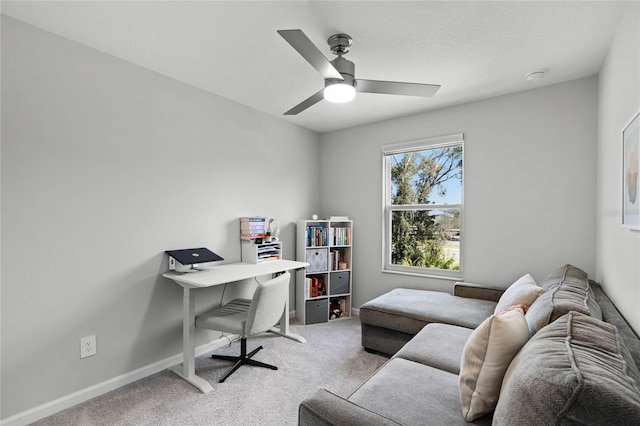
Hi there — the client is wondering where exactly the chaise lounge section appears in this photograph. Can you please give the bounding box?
[359,284,502,356]
[299,265,640,425]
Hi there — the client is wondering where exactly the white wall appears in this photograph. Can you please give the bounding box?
[320,77,598,309]
[597,2,640,334]
[0,17,320,419]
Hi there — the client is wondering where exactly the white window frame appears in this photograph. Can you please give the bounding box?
[381,133,464,280]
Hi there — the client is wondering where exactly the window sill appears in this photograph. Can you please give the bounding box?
[381,268,462,281]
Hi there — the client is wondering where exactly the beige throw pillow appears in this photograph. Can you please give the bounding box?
[494,274,544,314]
[459,307,529,421]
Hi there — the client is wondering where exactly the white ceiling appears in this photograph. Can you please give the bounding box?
[1,1,627,133]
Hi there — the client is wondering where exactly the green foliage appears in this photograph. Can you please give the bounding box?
[396,239,459,270]
[390,146,462,271]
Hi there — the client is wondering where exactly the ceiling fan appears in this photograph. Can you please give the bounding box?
[277,29,441,115]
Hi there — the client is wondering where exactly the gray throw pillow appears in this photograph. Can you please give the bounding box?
[494,311,640,425]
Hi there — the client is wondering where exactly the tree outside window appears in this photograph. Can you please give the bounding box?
[383,135,463,277]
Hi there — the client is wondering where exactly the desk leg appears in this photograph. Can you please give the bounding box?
[269,294,307,343]
[169,287,214,393]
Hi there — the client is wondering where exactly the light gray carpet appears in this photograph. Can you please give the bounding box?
[31,317,388,425]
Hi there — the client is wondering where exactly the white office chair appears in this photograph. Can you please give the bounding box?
[195,272,290,383]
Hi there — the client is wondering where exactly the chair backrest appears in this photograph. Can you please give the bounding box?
[244,272,290,336]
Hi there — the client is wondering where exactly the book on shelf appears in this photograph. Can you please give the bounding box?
[325,216,349,221]
[241,224,265,231]
[329,227,351,246]
[241,233,267,241]
[240,216,266,221]
[305,276,326,298]
[330,250,340,271]
[306,225,328,247]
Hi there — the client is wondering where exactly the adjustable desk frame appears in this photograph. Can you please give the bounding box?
[163,260,308,393]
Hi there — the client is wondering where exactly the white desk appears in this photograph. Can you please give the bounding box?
[163,259,308,393]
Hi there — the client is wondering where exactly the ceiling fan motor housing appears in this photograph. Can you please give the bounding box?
[327,56,355,88]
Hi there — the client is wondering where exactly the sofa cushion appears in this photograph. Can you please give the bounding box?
[348,358,492,425]
[494,273,544,314]
[360,288,496,335]
[394,323,473,374]
[459,306,530,421]
[494,311,640,425]
[525,264,602,335]
[299,388,403,426]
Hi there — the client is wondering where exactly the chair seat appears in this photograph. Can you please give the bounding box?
[196,298,251,335]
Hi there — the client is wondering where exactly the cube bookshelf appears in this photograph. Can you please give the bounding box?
[296,219,352,324]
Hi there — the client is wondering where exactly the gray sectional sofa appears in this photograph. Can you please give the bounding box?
[298,265,640,425]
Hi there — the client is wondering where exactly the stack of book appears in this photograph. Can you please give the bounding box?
[330,227,351,246]
[240,216,266,241]
[330,250,341,271]
[305,276,326,298]
[307,225,328,247]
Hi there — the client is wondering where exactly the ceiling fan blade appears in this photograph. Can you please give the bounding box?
[277,29,343,81]
[356,79,441,97]
[284,89,325,115]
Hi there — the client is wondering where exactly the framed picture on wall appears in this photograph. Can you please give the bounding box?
[623,111,639,229]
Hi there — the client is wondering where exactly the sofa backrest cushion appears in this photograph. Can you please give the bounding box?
[493,273,544,315]
[459,306,529,422]
[494,311,640,424]
[525,264,602,335]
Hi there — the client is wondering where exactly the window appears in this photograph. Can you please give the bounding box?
[382,133,463,278]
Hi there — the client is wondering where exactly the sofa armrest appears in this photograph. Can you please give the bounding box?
[299,388,402,426]
[453,282,504,302]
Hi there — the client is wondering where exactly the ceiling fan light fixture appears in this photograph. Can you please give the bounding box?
[324,82,356,103]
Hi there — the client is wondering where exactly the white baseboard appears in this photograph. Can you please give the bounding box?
[0,336,231,426]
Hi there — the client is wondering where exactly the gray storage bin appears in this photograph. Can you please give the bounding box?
[305,298,328,324]
[330,271,350,295]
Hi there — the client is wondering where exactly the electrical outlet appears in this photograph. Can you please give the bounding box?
[80,335,97,358]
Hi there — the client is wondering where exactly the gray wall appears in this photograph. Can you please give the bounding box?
[320,77,598,309]
[1,17,320,418]
[597,2,640,334]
